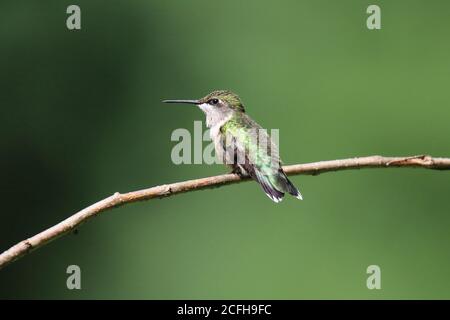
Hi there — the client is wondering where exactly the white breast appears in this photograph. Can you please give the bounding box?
[209,114,232,164]
[209,114,232,141]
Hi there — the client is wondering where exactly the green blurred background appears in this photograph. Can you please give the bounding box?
[1,0,449,299]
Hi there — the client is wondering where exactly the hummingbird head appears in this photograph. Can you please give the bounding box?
[163,90,245,127]
[198,90,245,113]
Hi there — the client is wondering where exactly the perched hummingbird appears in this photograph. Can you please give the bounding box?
[163,90,302,203]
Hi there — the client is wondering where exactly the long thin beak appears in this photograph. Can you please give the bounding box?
[162,99,200,105]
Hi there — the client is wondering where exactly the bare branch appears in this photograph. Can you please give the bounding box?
[1,155,449,270]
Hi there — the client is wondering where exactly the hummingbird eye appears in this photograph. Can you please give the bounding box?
[209,98,219,105]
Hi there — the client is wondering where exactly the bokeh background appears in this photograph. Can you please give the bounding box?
[1,0,449,299]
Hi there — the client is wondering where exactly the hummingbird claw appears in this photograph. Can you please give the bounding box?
[230,166,245,177]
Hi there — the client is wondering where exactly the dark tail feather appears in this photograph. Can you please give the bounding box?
[255,171,285,203]
[279,171,303,200]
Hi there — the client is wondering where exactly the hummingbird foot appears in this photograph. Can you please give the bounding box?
[230,166,246,178]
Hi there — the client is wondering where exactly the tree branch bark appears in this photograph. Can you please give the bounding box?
[1,154,449,270]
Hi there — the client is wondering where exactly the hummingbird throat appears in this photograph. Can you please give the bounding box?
[198,103,233,128]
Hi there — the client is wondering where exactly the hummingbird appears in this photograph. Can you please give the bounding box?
[163,90,302,203]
